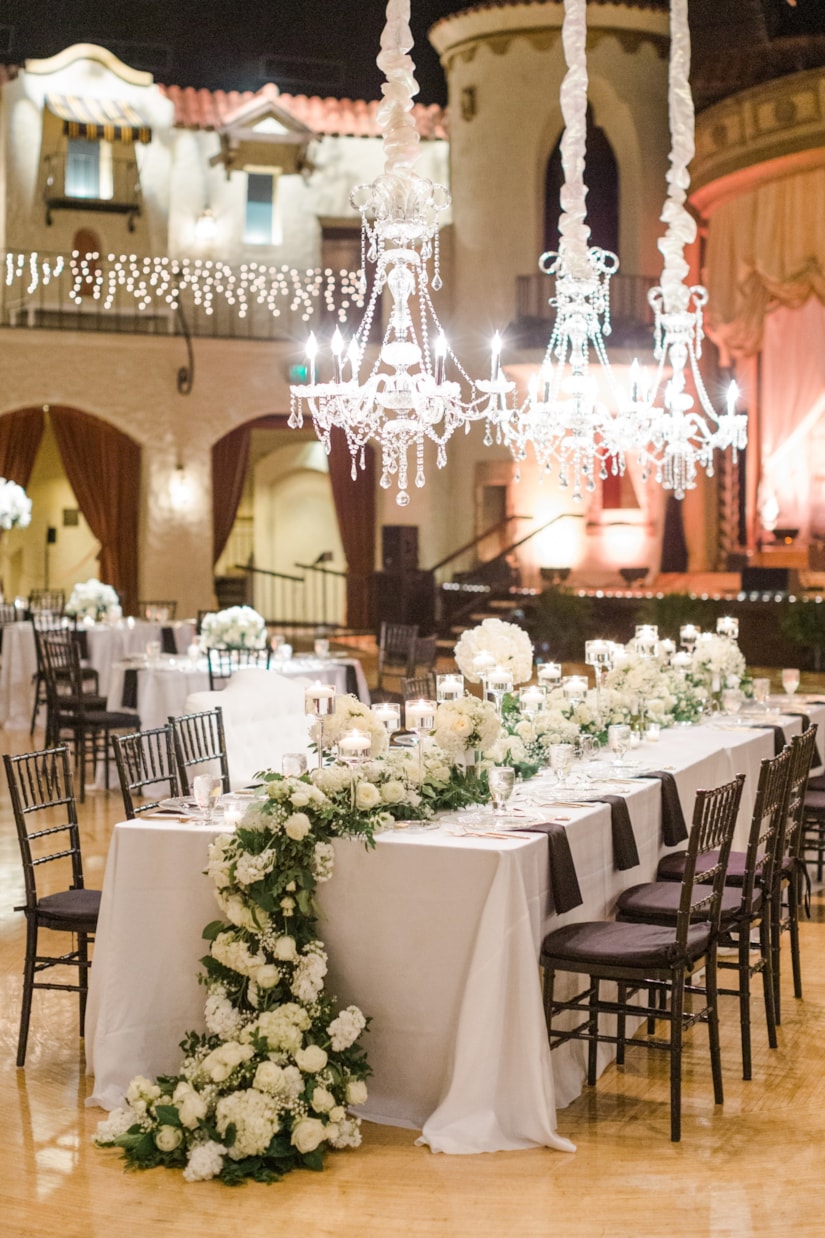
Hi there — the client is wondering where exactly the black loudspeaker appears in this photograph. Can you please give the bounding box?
[46,527,57,544]
[382,525,418,572]
[741,566,789,592]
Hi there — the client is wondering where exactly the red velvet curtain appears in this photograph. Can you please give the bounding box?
[0,408,45,486]
[327,429,375,628]
[49,406,140,615]
[212,424,251,564]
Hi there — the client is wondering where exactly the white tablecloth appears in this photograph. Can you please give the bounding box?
[85,719,798,1153]
[0,619,194,730]
[106,654,370,731]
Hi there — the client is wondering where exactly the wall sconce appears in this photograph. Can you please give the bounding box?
[169,462,193,511]
[194,207,217,242]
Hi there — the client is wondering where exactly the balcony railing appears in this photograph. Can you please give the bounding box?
[516,271,657,333]
[0,248,367,343]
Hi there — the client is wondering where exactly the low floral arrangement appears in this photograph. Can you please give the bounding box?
[689,633,748,695]
[454,617,534,685]
[0,477,32,530]
[201,606,266,650]
[65,577,120,622]
[431,696,501,760]
[309,695,388,759]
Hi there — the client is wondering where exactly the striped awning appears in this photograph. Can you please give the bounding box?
[45,94,152,144]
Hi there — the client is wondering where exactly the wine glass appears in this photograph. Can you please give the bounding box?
[781,668,800,697]
[193,774,223,823]
[607,723,631,767]
[314,637,330,659]
[548,743,575,788]
[752,677,771,712]
[488,765,515,817]
[721,687,743,716]
[282,752,308,777]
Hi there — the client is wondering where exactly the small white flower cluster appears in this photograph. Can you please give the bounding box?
[200,605,266,649]
[432,696,502,759]
[0,477,32,530]
[327,1006,367,1052]
[453,618,534,685]
[65,577,120,622]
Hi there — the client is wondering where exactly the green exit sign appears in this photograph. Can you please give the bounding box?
[289,363,309,384]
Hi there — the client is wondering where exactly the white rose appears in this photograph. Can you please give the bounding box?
[285,812,311,841]
[329,1105,345,1123]
[290,790,310,807]
[346,1079,368,1106]
[273,936,297,962]
[253,1061,284,1093]
[255,964,280,989]
[173,1082,207,1130]
[290,1117,327,1154]
[380,780,406,805]
[355,782,380,811]
[155,1124,183,1152]
[311,1086,336,1114]
[294,1044,328,1073]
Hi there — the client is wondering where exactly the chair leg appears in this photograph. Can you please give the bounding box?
[705,951,724,1108]
[737,929,752,1081]
[771,887,782,1026]
[17,916,38,1067]
[77,932,90,1033]
[789,876,803,1001]
[30,673,43,736]
[616,982,626,1065]
[670,970,685,1143]
[760,914,778,1051]
[587,978,599,1086]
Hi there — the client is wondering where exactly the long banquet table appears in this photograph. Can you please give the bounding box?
[85,712,819,1154]
[0,619,195,730]
[105,653,371,731]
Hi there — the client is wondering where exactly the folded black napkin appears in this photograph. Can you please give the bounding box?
[344,663,359,697]
[635,770,688,847]
[72,629,89,660]
[161,625,177,655]
[122,667,139,709]
[522,822,583,914]
[753,722,792,757]
[590,794,640,871]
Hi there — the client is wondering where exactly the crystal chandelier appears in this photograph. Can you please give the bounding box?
[289,0,484,507]
[499,0,630,502]
[633,0,748,499]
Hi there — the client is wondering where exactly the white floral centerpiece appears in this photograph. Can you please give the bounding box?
[95,759,433,1184]
[690,633,747,694]
[454,618,534,685]
[65,578,120,622]
[201,606,266,650]
[309,695,388,759]
[431,696,501,760]
[0,477,32,530]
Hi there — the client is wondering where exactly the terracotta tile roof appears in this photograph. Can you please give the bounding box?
[160,83,448,140]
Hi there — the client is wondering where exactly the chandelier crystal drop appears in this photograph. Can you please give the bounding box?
[634,0,748,499]
[499,0,630,502]
[289,0,496,507]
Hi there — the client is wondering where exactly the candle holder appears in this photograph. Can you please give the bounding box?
[371,701,401,737]
[537,662,562,689]
[585,640,611,721]
[436,673,464,703]
[404,698,436,784]
[562,675,588,710]
[486,665,513,717]
[305,682,337,770]
[472,652,496,704]
[634,625,659,659]
[679,624,700,653]
[336,728,371,765]
[716,616,739,641]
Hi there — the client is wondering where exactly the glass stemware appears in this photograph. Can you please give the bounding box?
[405,698,436,783]
[752,677,771,712]
[305,682,336,769]
[607,723,631,767]
[193,774,223,823]
[488,765,516,816]
[548,743,575,788]
[781,668,800,697]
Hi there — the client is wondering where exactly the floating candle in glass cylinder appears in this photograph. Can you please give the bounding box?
[562,675,588,706]
[537,662,562,686]
[405,698,436,731]
[672,650,692,675]
[305,682,336,716]
[371,701,401,734]
[337,729,371,763]
[519,684,546,717]
[487,666,514,694]
[679,623,700,650]
[658,638,676,663]
[436,673,464,703]
[717,616,739,640]
[585,640,612,669]
[634,625,659,658]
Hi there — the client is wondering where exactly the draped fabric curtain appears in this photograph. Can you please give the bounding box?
[0,408,45,486]
[212,424,252,565]
[705,166,825,361]
[49,406,140,615]
[327,430,375,628]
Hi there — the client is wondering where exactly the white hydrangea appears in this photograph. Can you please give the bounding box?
[216,1088,281,1160]
[204,985,245,1040]
[327,1005,367,1052]
[233,849,277,886]
[290,947,328,1004]
[249,1003,311,1054]
[65,578,120,622]
[183,1140,227,1182]
[200,1040,255,1084]
[312,841,335,882]
[211,932,267,979]
[200,606,266,650]
[94,1107,137,1144]
[453,618,534,685]
[327,1117,363,1149]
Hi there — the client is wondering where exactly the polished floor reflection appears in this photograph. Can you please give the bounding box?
[3,697,825,1237]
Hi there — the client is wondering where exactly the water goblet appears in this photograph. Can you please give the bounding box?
[193,774,223,823]
[721,687,743,716]
[607,723,632,767]
[488,765,516,817]
[314,637,330,659]
[752,677,771,712]
[282,752,308,777]
[781,668,800,697]
[146,639,161,665]
[548,743,575,788]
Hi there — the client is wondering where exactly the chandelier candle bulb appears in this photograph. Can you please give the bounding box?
[331,328,345,384]
[306,331,317,386]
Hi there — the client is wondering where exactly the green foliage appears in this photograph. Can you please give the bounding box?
[523,589,597,660]
[780,599,825,655]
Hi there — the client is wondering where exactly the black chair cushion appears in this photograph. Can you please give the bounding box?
[540,919,711,971]
[657,848,747,886]
[36,887,100,929]
[616,881,761,926]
